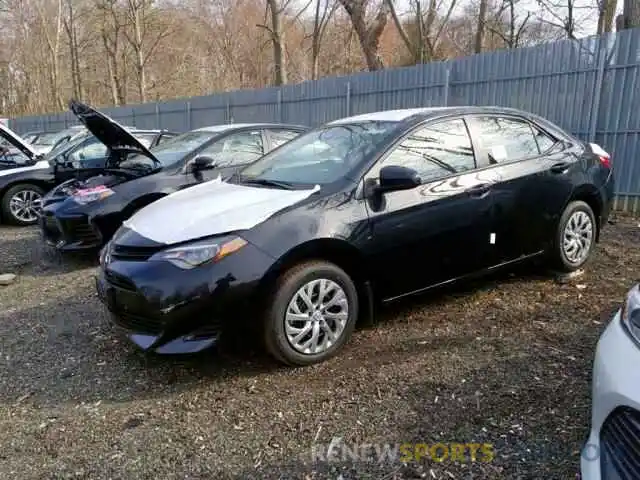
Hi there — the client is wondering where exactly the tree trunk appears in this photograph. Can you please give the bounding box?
[339,0,389,71]
[475,0,487,53]
[619,0,640,28]
[266,0,287,85]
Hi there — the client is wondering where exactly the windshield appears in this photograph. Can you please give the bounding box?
[34,131,69,146]
[238,121,398,185]
[119,130,218,169]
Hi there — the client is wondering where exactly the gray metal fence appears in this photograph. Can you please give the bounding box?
[8,29,640,212]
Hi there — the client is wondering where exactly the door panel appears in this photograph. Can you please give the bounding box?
[466,116,576,263]
[365,170,498,298]
[363,117,497,298]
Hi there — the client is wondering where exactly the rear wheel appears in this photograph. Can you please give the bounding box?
[1,184,45,226]
[263,260,358,366]
[551,200,596,272]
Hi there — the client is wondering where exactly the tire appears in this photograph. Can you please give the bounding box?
[551,200,597,272]
[263,260,359,367]
[1,184,46,226]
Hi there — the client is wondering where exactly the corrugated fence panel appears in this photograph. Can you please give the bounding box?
[7,28,640,211]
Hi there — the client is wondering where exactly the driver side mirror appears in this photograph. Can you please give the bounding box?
[377,165,421,193]
[191,155,217,171]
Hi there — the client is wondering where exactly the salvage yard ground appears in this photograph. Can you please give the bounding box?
[0,215,638,479]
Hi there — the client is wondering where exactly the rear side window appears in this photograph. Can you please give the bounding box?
[472,116,540,163]
[268,129,300,150]
[135,134,157,148]
[532,126,556,152]
[155,134,176,145]
[380,118,476,182]
[197,130,264,167]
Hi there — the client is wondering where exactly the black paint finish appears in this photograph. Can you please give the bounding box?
[41,124,308,251]
[96,106,615,354]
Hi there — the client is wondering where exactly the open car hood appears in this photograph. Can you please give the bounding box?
[0,123,38,161]
[69,99,160,166]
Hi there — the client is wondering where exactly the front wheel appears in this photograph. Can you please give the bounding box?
[1,184,45,226]
[550,200,597,272]
[263,260,359,367]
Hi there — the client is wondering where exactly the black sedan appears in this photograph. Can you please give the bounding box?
[96,106,615,366]
[0,107,173,225]
[40,102,307,252]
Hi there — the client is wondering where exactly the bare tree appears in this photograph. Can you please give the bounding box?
[96,0,127,105]
[487,0,532,47]
[258,0,291,85]
[309,0,338,79]
[475,0,487,53]
[597,0,617,34]
[34,0,65,109]
[122,0,172,102]
[387,0,458,63]
[617,0,640,29]
[63,0,85,100]
[339,0,389,71]
[535,0,600,39]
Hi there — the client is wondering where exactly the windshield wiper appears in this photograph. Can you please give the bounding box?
[240,177,294,190]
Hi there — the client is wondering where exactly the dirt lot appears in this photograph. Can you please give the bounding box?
[0,215,638,480]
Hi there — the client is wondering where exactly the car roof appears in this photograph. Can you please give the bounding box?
[328,106,543,125]
[193,123,306,133]
[127,129,173,134]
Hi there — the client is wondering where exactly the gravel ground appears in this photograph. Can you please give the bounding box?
[0,215,638,479]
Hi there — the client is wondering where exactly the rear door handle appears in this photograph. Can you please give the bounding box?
[465,183,492,198]
[550,162,571,174]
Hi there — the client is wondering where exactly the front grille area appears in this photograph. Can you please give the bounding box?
[600,407,640,479]
[59,217,101,245]
[111,311,164,335]
[104,269,137,292]
[111,244,161,261]
[41,214,62,243]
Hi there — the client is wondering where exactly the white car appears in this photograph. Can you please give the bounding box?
[581,283,640,479]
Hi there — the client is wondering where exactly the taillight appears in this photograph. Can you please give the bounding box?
[589,143,611,169]
[599,155,611,169]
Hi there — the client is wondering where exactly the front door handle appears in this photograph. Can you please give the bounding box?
[550,162,570,174]
[465,183,492,198]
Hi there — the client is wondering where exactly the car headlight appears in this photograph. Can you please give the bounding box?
[148,236,248,269]
[620,284,640,344]
[72,187,115,205]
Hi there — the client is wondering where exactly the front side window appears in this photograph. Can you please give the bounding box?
[472,116,540,163]
[239,121,399,186]
[69,139,108,163]
[379,118,476,183]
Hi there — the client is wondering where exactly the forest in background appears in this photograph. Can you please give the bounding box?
[0,0,633,117]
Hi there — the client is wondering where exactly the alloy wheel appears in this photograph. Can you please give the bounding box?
[562,210,593,264]
[9,189,42,224]
[284,278,349,355]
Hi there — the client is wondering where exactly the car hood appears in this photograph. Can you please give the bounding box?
[0,123,38,161]
[123,177,320,245]
[69,99,160,166]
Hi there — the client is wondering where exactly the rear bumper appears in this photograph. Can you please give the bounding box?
[600,170,615,227]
